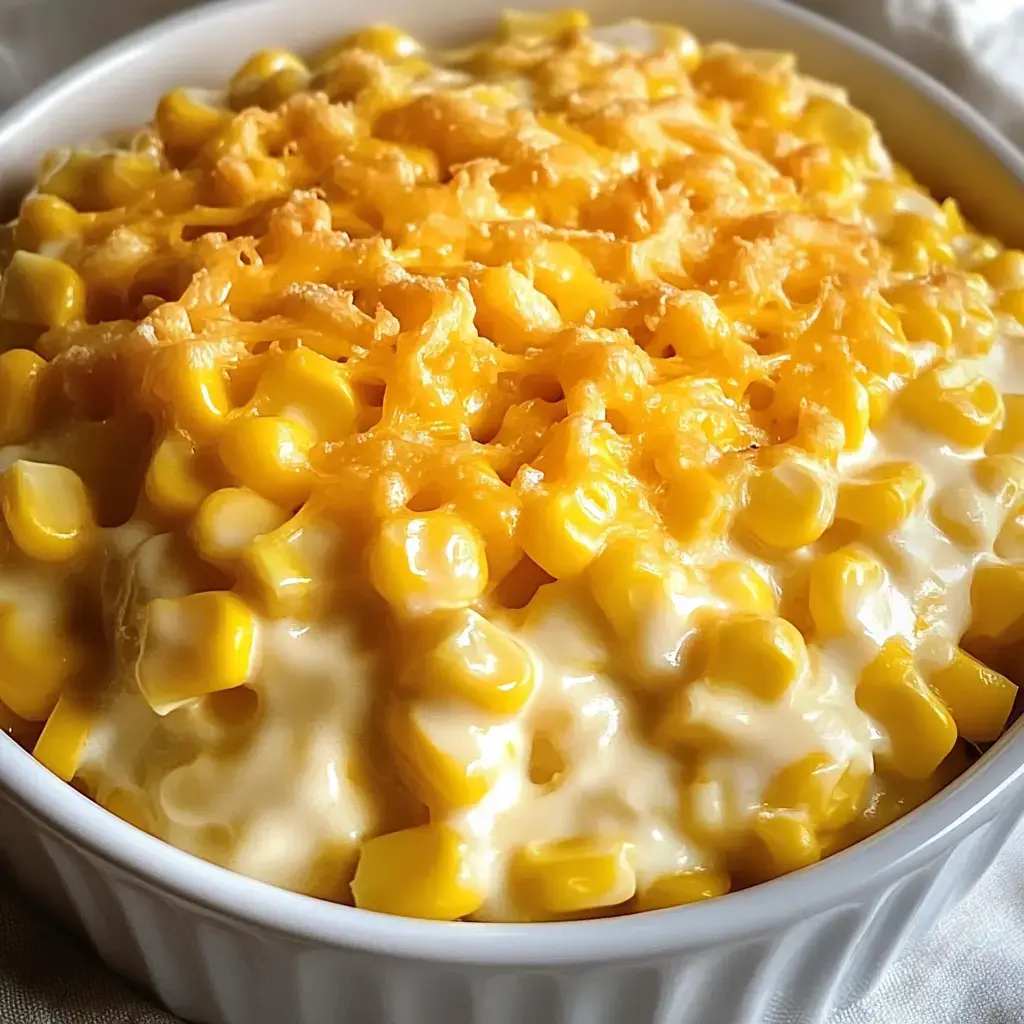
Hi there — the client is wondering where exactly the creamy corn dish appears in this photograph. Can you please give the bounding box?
[1,10,1023,923]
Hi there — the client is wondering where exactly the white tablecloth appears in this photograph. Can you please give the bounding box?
[0,2,1022,1022]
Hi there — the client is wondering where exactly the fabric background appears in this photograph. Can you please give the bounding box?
[1,1,1023,1022]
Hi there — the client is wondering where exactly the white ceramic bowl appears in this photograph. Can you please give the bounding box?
[2,3,1024,1023]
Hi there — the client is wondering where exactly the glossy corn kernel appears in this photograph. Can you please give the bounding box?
[983,249,1024,289]
[974,453,1024,507]
[900,363,1003,448]
[249,348,358,441]
[2,460,95,563]
[835,461,927,534]
[707,561,777,615]
[218,415,315,509]
[370,512,488,616]
[517,479,617,579]
[706,613,808,701]
[664,464,731,545]
[0,349,49,445]
[191,487,287,565]
[14,193,80,253]
[351,824,484,921]
[927,647,1017,743]
[999,288,1024,322]
[807,545,887,639]
[995,508,1024,561]
[228,49,310,110]
[0,250,85,328]
[32,692,94,782]
[931,484,991,549]
[329,24,422,62]
[147,346,232,441]
[471,266,562,353]
[0,605,81,720]
[137,591,260,713]
[751,809,822,876]
[145,432,218,517]
[511,837,635,917]
[739,457,836,552]
[388,702,511,809]
[634,866,729,912]
[966,563,1024,643]
[156,88,232,154]
[412,608,535,715]
[239,515,320,619]
[857,639,958,780]
[94,152,163,209]
[763,752,870,831]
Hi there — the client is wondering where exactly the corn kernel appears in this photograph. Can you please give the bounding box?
[145,432,219,517]
[517,479,617,579]
[706,560,777,615]
[156,88,232,154]
[471,266,562,353]
[229,49,310,110]
[511,837,635,917]
[974,453,1024,507]
[706,613,808,701]
[0,349,48,445]
[751,809,821,876]
[370,512,488,616]
[634,866,729,912]
[857,639,958,779]
[239,517,319,619]
[94,152,163,209]
[966,563,1024,643]
[411,608,535,715]
[835,461,927,534]
[739,457,836,551]
[763,753,868,832]
[900,363,1003,448]
[192,487,288,564]
[931,484,991,549]
[352,824,484,921]
[927,647,1017,743]
[807,545,886,639]
[249,348,358,441]
[983,249,1024,289]
[218,415,315,509]
[32,692,94,782]
[137,591,260,713]
[145,345,231,441]
[663,464,731,544]
[0,604,82,720]
[388,701,513,810]
[328,24,422,62]
[0,250,85,327]
[2,460,95,563]
[995,508,1024,561]
[14,194,80,253]
[999,288,1024,322]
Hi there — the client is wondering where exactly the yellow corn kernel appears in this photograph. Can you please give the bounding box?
[927,647,1017,743]
[807,545,886,639]
[995,508,1024,561]
[751,809,822,876]
[857,639,958,779]
[387,702,512,810]
[352,824,483,921]
[900,363,1003,448]
[527,241,613,323]
[145,432,219,517]
[739,457,837,551]
[0,349,48,445]
[0,605,81,720]
[156,88,232,154]
[705,613,808,701]
[249,348,357,441]
[370,513,487,616]
[94,152,163,209]
[32,692,94,782]
[2,460,95,563]
[765,753,868,830]
[966,563,1024,643]
[14,193,80,253]
[0,250,85,328]
[663,464,731,544]
[835,461,927,534]
[239,516,319,619]
[328,24,422,62]
[146,345,232,441]
[634,866,729,912]
[218,415,315,509]
[707,560,777,615]
[411,608,534,715]
[137,591,260,713]
[511,837,635,917]
[999,288,1024,322]
[974,453,1024,507]
[191,487,288,565]
[931,484,990,549]
[983,249,1024,289]
[517,479,617,579]
[228,49,310,110]
[471,266,562,353]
